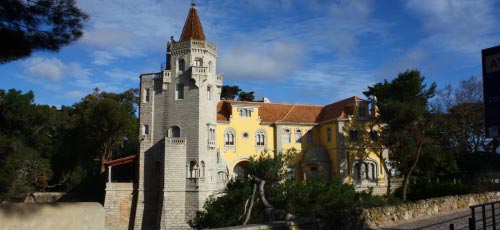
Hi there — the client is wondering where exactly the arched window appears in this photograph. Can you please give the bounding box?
[208,61,213,72]
[200,161,205,178]
[169,126,180,137]
[217,171,227,182]
[256,130,265,147]
[370,163,376,180]
[179,59,185,71]
[224,128,235,146]
[194,58,203,67]
[362,162,369,179]
[189,161,198,178]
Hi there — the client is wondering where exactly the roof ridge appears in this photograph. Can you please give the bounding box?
[279,104,296,122]
[222,100,323,107]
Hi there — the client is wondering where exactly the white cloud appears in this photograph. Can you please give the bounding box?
[24,57,64,81]
[219,42,304,80]
[288,62,376,101]
[77,0,186,65]
[104,68,138,81]
[405,0,498,53]
[92,51,116,66]
[377,47,428,78]
[23,57,89,82]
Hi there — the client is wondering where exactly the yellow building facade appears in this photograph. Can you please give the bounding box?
[215,97,388,191]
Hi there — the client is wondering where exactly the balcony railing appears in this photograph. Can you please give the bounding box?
[192,66,207,74]
[166,137,186,145]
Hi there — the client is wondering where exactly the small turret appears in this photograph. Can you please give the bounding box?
[165,36,174,70]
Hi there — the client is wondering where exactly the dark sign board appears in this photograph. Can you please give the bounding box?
[482,45,500,138]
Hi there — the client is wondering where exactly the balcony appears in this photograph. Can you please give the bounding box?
[165,137,186,145]
[162,70,171,91]
[216,74,223,87]
[190,66,208,88]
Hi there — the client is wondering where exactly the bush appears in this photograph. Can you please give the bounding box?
[395,182,473,201]
[189,179,264,229]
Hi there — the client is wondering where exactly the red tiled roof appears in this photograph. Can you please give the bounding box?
[316,96,362,122]
[216,96,363,124]
[179,4,206,42]
[104,155,137,167]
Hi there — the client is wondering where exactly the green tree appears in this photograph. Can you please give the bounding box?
[70,88,138,174]
[221,85,241,100]
[0,89,63,199]
[238,91,255,102]
[364,69,436,201]
[432,76,484,154]
[0,0,89,63]
[221,85,256,101]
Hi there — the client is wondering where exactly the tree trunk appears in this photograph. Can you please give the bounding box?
[243,183,257,226]
[100,143,108,174]
[376,149,392,196]
[385,170,392,196]
[402,144,423,201]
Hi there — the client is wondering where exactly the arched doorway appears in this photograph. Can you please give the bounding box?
[233,161,249,179]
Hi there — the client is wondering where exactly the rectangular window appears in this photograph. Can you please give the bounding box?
[207,86,211,100]
[176,84,184,99]
[283,129,291,144]
[327,127,332,143]
[295,130,302,143]
[143,125,149,135]
[238,109,252,118]
[143,88,150,103]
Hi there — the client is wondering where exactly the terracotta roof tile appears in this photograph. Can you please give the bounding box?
[104,155,137,167]
[279,104,323,123]
[179,4,206,42]
[316,96,362,122]
[217,96,364,124]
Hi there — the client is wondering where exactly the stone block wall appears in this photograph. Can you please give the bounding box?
[363,192,500,228]
[0,202,104,230]
[104,182,134,230]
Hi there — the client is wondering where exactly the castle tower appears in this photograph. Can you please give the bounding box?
[135,3,223,229]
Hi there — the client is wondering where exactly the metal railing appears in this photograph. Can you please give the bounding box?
[469,201,500,230]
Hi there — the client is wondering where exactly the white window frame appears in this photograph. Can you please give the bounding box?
[256,129,266,148]
[283,129,291,144]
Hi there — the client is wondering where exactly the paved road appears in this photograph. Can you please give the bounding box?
[377,204,499,230]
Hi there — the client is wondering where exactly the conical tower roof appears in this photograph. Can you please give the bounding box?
[179,3,206,42]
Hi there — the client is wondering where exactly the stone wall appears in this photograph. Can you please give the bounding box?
[104,182,134,230]
[210,218,320,230]
[363,192,500,228]
[0,202,104,230]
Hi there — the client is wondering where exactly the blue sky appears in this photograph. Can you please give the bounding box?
[1,0,499,107]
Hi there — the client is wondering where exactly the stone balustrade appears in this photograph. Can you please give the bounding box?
[166,137,186,145]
